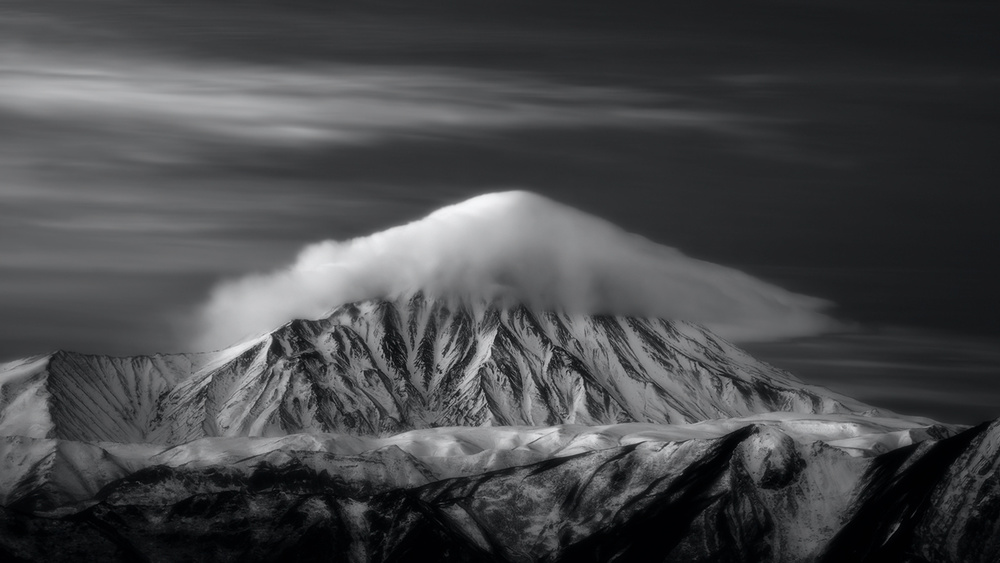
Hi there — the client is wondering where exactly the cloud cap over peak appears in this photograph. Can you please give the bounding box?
[196,190,838,349]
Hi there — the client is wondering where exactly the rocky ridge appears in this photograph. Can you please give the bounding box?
[0,419,996,562]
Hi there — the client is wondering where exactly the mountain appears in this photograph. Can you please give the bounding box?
[0,295,993,561]
[0,294,876,445]
[0,412,947,515]
[0,418,994,563]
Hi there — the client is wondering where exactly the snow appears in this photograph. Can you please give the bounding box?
[0,296,972,559]
[0,356,54,439]
[0,298,937,446]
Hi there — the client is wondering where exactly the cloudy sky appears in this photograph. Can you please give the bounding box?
[1,0,998,423]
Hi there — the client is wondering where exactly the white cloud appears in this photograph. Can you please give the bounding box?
[196,191,839,349]
[0,53,752,151]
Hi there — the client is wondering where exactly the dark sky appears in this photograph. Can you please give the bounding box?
[1,0,998,423]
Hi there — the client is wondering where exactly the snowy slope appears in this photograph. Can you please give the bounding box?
[0,420,994,563]
[0,295,888,444]
[0,414,948,518]
[0,294,991,561]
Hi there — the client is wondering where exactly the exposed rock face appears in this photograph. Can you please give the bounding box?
[0,295,871,445]
[820,419,1000,563]
[0,422,996,563]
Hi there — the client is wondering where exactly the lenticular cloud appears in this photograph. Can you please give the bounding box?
[195,191,838,349]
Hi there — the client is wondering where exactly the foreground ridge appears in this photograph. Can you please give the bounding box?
[0,419,995,562]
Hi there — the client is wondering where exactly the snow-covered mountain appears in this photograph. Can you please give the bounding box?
[0,294,876,445]
[0,294,993,561]
[0,418,994,562]
[0,413,949,515]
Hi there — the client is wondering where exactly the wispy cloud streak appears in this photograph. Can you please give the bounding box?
[0,53,750,153]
